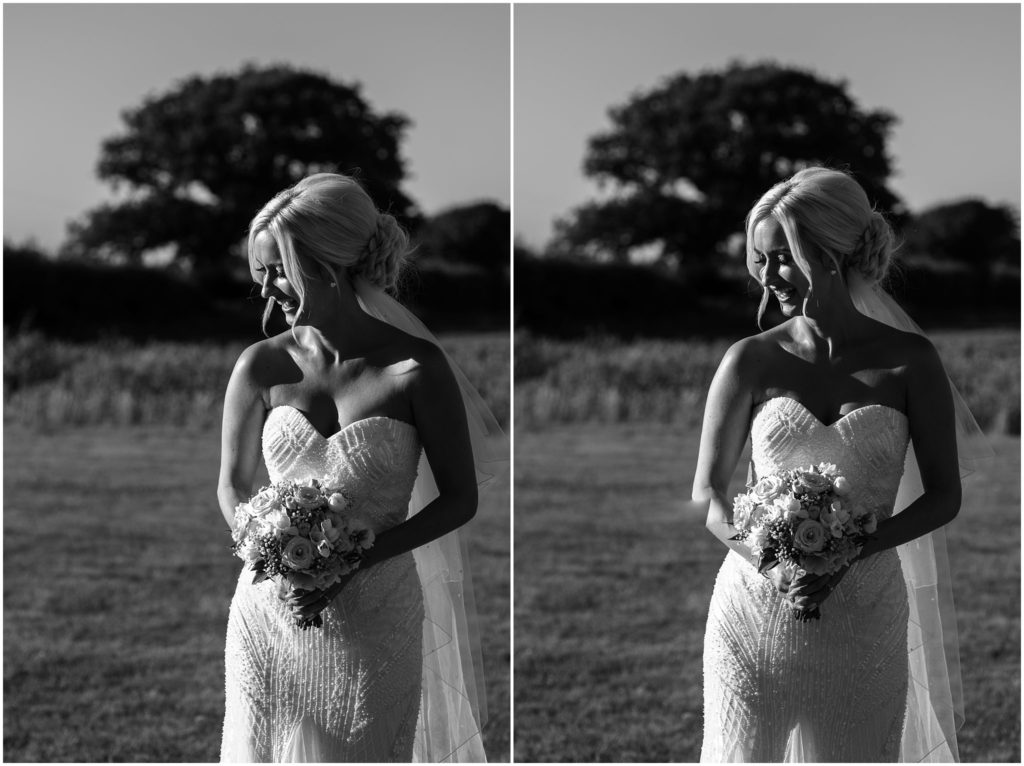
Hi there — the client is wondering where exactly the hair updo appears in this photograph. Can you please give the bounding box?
[358,212,409,292]
[247,173,410,300]
[745,167,895,287]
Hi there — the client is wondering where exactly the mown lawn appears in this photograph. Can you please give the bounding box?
[3,425,510,761]
[514,424,1020,762]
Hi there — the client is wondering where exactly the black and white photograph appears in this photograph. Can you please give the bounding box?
[5,3,510,762]
[514,3,1019,762]
[5,1,1022,765]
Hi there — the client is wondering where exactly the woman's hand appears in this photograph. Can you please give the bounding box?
[281,574,354,629]
[787,566,851,619]
[764,564,795,597]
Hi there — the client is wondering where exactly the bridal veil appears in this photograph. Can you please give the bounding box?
[849,273,992,763]
[355,277,508,762]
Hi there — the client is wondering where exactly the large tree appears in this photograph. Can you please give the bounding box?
[65,64,416,278]
[552,61,905,274]
[416,202,510,271]
[903,199,1019,277]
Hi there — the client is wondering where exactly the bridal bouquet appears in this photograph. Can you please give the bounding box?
[731,463,876,620]
[231,479,375,629]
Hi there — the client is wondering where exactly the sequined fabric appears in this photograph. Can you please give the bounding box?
[701,397,911,762]
[221,407,424,762]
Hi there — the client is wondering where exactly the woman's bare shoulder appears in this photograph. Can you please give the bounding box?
[723,322,794,367]
[232,333,297,385]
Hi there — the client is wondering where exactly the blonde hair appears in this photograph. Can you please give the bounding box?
[745,167,894,328]
[247,173,410,333]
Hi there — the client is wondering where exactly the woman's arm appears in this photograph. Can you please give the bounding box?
[217,344,271,530]
[858,335,962,558]
[791,336,962,614]
[692,339,764,569]
[291,341,479,622]
[363,340,479,565]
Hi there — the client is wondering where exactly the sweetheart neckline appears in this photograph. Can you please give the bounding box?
[267,404,416,441]
[757,395,908,428]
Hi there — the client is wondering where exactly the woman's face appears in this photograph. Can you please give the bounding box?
[252,231,301,323]
[748,217,810,318]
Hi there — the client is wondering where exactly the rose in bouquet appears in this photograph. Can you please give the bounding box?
[231,479,375,629]
[731,462,876,620]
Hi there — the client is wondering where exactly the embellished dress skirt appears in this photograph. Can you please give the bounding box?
[701,548,910,762]
[220,554,425,762]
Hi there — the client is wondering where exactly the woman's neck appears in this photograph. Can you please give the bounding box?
[291,281,386,361]
[796,283,870,360]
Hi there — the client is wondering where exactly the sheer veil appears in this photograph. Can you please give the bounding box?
[354,277,508,763]
[848,273,993,763]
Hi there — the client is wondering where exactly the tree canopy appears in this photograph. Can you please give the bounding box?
[65,64,416,278]
[903,199,1019,275]
[552,61,904,274]
[416,201,509,271]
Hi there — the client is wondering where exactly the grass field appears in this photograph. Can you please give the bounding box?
[514,424,1020,762]
[515,329,1021,435]
[3,425,510,762]
[4,331,510,431]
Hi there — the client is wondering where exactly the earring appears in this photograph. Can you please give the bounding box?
[328,281,337,288]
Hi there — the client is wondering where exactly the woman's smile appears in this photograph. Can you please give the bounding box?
[769,284,799,304]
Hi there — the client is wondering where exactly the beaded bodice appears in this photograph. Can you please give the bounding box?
[751,396,910,523]
[262,405,421,533]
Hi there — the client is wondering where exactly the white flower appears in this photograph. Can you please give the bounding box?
[236,537,261,564]
[774,495,805,524]
[282,536,315,570]
[231,506,253,542]
[327,492,350,513]
[794,470,831,495]
[293,485,323,509]
[316,537,332,558]
[268,509,292,532]
[347,517,376,550]
[751,475,787,503]
[793,519,827,553]
[249,487,280,516]
[830,501,850,524]
[732,493,756,530]
[319,519,344,544]
[331,530,354,554]
[748,525,771,554]
[817,462,839,477]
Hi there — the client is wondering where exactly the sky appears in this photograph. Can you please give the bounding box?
[515,3,1021,250]
[3,3,510,252]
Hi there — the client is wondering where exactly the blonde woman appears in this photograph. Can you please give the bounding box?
[693,168,985,762]
[217,174,503,762]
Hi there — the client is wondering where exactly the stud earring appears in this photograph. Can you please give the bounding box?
[328,281,337,288]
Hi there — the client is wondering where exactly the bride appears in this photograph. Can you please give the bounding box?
[216,173,504,762]
[692,167,986,762]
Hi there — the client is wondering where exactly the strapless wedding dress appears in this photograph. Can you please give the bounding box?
[701,396,912,762]
[220,406,424,762]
